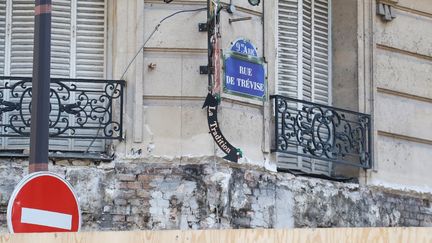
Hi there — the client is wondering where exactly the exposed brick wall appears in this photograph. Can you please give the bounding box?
[0,157,431,232]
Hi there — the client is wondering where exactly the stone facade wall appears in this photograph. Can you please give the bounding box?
[113,0,269,166]
[369,0,432,189]
[0,157,431,232]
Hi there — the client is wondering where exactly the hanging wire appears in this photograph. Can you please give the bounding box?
[85,7,207,153]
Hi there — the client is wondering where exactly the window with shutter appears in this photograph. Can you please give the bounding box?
[0,0,5,75]
[0,0,106,153]
[277,0,332,175]
[73,0,106,151]
[3,0,34,151]
[0,0,7,151]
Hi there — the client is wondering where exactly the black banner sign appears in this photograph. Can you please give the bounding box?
[202,93,241,162]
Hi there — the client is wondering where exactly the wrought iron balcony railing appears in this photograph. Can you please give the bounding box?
[0,76,124,140]
[271,95,372,169]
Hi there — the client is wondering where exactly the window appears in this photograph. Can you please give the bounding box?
[0,0,106,153]
[277,0,332,175]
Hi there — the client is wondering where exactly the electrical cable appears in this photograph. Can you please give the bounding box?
[85,7,207,154]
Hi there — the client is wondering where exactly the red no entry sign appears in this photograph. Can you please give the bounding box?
[7,172,81,233]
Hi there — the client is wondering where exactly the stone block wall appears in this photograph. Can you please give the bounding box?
[0,157,431,232]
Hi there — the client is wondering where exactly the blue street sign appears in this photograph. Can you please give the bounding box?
[224,54,265,100]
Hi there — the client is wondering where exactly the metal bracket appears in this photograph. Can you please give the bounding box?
[198,23,208,32]
[377,3,396,21]
[229,17,252,24]
[200,65,214,75]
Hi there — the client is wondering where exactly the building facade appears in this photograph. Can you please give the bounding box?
[0,0,431,231]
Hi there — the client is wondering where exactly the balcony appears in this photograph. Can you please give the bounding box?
[271,95,372,173]
[0,76,124,157]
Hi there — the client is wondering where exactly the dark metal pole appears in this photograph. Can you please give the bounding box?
[207,0,212,92]
[29,0,51,173]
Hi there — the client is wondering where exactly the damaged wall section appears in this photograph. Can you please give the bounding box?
[0,157,431,231]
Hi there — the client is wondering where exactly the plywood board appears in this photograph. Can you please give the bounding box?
[1,227,432,243]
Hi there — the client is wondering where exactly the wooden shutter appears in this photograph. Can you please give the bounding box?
[0,0,5,74]
[5,0,33,150]
[51,0,71,78]
[49,0,73,151]
[73,0,106,151]
[0,0,7,150]
[5,0,68,150]
[10,0,33,76]
[76,0,105,79]
[301,0,330,105]
[0,0,106,153]
[277,0,303,172]
[277,0,331,175]
[311,0,330,105]
[277,0,299,99]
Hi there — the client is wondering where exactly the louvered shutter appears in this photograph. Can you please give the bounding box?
[76,0,105,79]
[73,0,106,151]
[0,0,7,150]
[277,0,299,98]
[277,0,303,173]
[302,0,312,101]
[10,0,33,77]
[0,0,5,75]
[49,0,72,151]
[301,0,330,105]
[5,0,68,150]
[51,0,71,78]
[5,0,33,150]
[277,0,332,175]
[312,0,330,105]
[0,0,106,153]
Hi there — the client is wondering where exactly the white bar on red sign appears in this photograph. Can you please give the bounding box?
[21,207,72,230]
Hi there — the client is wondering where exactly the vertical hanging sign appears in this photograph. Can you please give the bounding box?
[203,0,242,163]
[203,93,241,162]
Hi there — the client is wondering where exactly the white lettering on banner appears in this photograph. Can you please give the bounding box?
[209,121,231,154]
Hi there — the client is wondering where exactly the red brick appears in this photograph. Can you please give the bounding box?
[127,181,142,189]
[137,189,150,198]
[137,174,153,182]
[117,174,136,182]
[142,182,153,190]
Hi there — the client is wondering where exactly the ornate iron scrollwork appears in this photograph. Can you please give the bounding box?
[0,76,124,140]
[271,95,372,169]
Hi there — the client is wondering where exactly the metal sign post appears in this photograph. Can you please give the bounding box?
[203,0,242,162]
[29,0,52,172]
[206,0,213,92]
